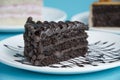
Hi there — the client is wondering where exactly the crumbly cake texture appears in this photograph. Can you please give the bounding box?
[24,17,89,66]
[92,4,120,27]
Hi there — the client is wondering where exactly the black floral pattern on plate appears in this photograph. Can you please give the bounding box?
[4,41,120,68]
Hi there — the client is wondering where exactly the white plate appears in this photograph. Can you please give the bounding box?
[0,7,67,32]
[71,12,120,34]
[0,31,120,74]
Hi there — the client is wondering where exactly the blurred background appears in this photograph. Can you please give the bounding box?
[44,0,120,19]
[0,0,120,80]
[0,0,96,31]
[0,0,95,23]
[0,0,119,27]
[44,0,95,19]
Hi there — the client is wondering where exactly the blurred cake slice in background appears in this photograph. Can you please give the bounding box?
[89,0,120,27]
[0,0,43,26]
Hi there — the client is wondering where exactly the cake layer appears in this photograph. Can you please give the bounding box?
[31,47,88,66]
[93,5,120,13]
[0,0,42,26]
[25,18,88,34]
[33,31,88,47]
[41,36,87,47]
[90,1,120,27]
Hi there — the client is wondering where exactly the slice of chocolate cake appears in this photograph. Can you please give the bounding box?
[89,0,120,27]
[24,17,89,66]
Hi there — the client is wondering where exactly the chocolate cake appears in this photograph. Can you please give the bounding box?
[89,0,120,27]
[24,17,89,66]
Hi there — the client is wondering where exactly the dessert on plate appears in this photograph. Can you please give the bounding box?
[24,17,89,66]
[89,0,120,27]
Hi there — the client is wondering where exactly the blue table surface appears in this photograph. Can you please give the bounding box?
[0,0,120,80]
